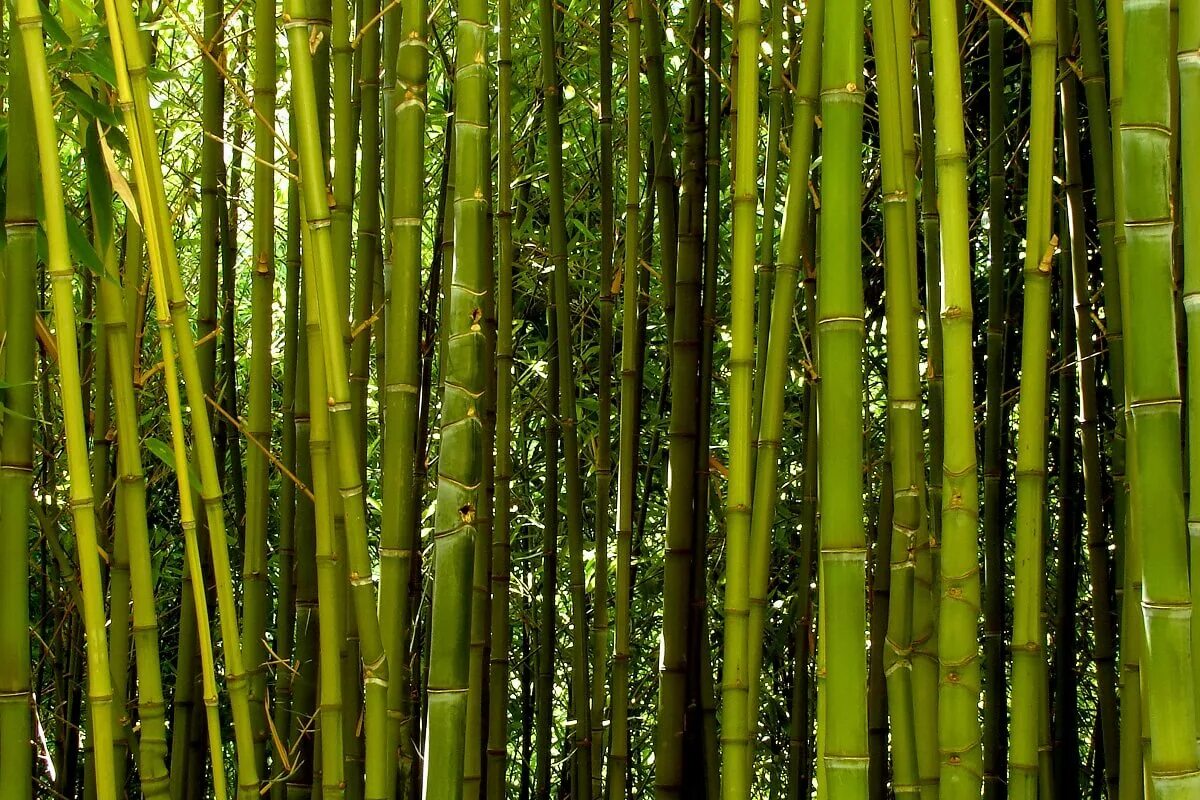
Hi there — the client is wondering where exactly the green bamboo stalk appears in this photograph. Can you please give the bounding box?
[643,0,678,339]
[752,0,785,412]
[981,10,1008,797]
[245,0,277,776]
[696,6,723,792]
[591,0,617,785]
[536,318,560,800]
[274,172,303,800]
[345,0,386,783]
[1053,198,1082,800]
[911,3,942,787]
[1074,29,1126,774]
[144,207,231,800]
[719,0,764,785]
[607,0,641,788]
[85,146,124,785]
[102,24,238,794]
[285,1,393,794]
[927,1,982,796]
[104,1,267,790]
[871,0,921,792]
[13,5,119,797]
[351,0,382,477]
[286,164,320,800]
[1122,1,1200,795]
[787,260,819,800]
[1178,0,1200,745]
[1060,2,1118,791]
[198,0,223,471]
[464,185,496,800]
[869,452,893,800]
[0,30,36,800]
[745,0,823,761]
[302,219,348,800]
[332,0,356,321]
[656,3,707,794]
[219,136,247,565]
[1009,2,1056,797]
[486,0,517,791]
[815,2,868,796]
[383,0,429,780]
[537,0,593,789]
[169,556,202,797]
[416,0,490,785]
[1100,4,1146,797]
[82,121,173,800]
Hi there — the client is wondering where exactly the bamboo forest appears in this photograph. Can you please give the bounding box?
[5,0,1200,797]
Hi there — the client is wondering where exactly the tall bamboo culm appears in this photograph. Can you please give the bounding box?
[816,2,868,796]
[82,122,173,799]
[1008,1,1055,797]
[1178,0,1200,749]
[15,5,122,799]
[245,0,277,773]
[981,8,1009,799]
[1123,0,1200,794]
[384,0,429,780]
[745,0,823,757]
[536,0,594,791]
[418,0,490,784]
[872,0,921,792]
[608,0,641,789]
[0,30,37,800]
[486,0,517,790]
[927,1,981,795]
[105,0,265,789]
[719,0,763,784]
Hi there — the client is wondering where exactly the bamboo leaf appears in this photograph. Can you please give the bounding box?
[143,438,203,496]
[98,131,141,227]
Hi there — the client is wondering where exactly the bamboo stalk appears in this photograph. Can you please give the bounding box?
[536,314,560,800]
[607,0,642,787]
[13,5,119,797]
[1178,0,1200,748]
[928,1,981,795]
[105,1,265,789]
[1122,0,1200,794]
[1009,2,1056,797]
[416,0,491,785]
[911,3,942,785]
[981,10,1009,797]
[872,0,922,791]
[745,0,823,764]
[590,0,616,790]
[720,0,764,785]
[83,121,173,800]
[656,3,707,794]
[246,0,278,777]
[486,0,517,790]
[537,0,594,789]
[0,31,37,800]
[816,2,869,796]
[302,219,348,800]
[383,0,429,781]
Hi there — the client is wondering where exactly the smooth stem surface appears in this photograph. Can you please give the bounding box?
[1123,0,1200,794]
[15,5,117,797]
[928,0,981,794]
[816,2,869,796]
[1009,2,1055,797]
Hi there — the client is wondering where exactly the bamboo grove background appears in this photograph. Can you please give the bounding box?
[0,0,1196,798]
